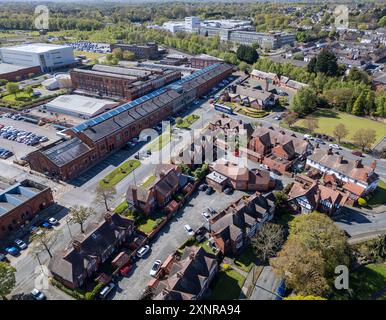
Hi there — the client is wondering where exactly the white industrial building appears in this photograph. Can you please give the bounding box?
[0,43,75,72]
[43,95,118,119]
[185,16,201,32]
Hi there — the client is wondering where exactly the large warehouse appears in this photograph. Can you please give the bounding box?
[0,43,76,72]
[43,95,119,119]
[27,63,233,181]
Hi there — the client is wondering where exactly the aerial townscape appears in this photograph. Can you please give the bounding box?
[0,0,386,305]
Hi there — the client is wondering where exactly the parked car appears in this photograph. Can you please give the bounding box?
[201,211,211,221]
[14,239,27,250]
[224,187,233,195]
[184,224,194,236]
[119,264,133,276]
[0,252,6,262]
[31,288,46,300]
[41,221,52,229]
[206,207,216,215]
[352,151,363,157]
[205,186,214,195]
[136,245,150,258]
[314,138,325,144]
[198,183,208,191]
[273,116,282,121]
[98,282,115,299]
[149,260,162,277]
[303,134,313,140]
[48,217,59,226]
[329,143,341,150]
[5,246,19,256]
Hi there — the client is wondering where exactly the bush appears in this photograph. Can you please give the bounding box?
[51,278,85,300]
[222,264,231,271]
[358,198,367,206]
[85,283,103,300]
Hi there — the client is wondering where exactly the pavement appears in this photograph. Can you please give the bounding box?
[249,266,282,300]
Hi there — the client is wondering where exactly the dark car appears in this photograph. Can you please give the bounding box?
[205,186,214,195]
[352,151,363,157]
[198,184,208,191]
[223,187,233,195]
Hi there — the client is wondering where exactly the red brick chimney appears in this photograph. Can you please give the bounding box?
[132,187,138,205]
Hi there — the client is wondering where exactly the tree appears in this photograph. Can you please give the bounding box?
[6,82,20,98]
[333,123,349,143]
[290,88,318,116]
[288,212,350,278]
[251,223,284,263]
[352,92,365,116]
[25,86,33,97]
[0,262,16,300]
[175,117,183,125]
[238,61,249,72]
[112,47,123,60]
[308,49,339,76]
[304,117,319,134]
[271,239,331,297]
[236,44,259,64]
[282,112,298,128]
[375,92,386,117]
[352,128,377,151]
[122,50,135,61]
[284,295,327,300]
[68,205,95,233]
[95,185,117,211]
[0,79,8,86]
[31,229,62,258]
[347,67,370,84]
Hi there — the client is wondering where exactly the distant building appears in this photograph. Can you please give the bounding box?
[0,43,75,72]
[110,43,159,60]
[190,54,223,69]
[49,213,135,289]
[43,95,119,119]
[0,180,54,240]
[185,16,201,33]
[162,21,186,34]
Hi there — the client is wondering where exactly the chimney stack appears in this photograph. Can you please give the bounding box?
[132,187,138,205]
[370,160,377,171]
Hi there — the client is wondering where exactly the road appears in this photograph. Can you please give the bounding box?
[249,266,281,300]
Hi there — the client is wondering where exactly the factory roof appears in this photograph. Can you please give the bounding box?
[2,43,72,53]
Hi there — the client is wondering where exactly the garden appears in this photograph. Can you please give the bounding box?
[176,114,200,129]
[99,159,140,188]
[208,267,246,300]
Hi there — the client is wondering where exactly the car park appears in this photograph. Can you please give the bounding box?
[15,239,27,250]
[98,282,115,299]
[329,143,341,150]
[201,211,211,221]
[136,245,150,258]
[184,224,194,236]
[149,260,162,277]
[0,125,48,147]
[31,288,46,300]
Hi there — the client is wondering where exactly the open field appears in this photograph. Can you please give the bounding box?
[74,50,106,61]
[294,109,386,147]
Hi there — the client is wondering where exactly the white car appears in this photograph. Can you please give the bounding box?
[15,239,27,250]
[150,260,162,277]
[184,224,194,236]
[48,217,59,225]
[201,211,211,221]
[136,245,150,258]
[31,288,46,300]
[98,282,115,299]
[329,143,341,150]
[303,134,313,140]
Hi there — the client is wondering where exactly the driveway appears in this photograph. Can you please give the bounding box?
[249,266,282,300]
[112,189,247,300]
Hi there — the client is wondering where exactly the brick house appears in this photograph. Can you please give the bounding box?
[110,43,159,60]
[206,159,275,192]
[209,192,275,255]
[49,213,135,289]
[126,164,194,215]
[226,85,277,110]
[288,175,349,215]
[151,246,218,300]
[190,54,223,69]
[306,148,379,201]
[0,180,54,240]
[248,126,312,174]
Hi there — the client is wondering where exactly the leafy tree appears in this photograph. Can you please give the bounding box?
[304,117,319,134]
[347,67,370,84]
[31,229,62,258]
[122,50,135,61]
[271,238,331,297]
[374,92,386,117]
[0,79,8,86]
[284,295,327,300]
[251,223,284,263]
[68,205,95,233]
[282,112,298,128]
[352,92,365,116]
[95,185,117,211]
[308,49,339,76]
[0,262,16,300]
[25,86,33,97]
[236,44,259,64]
[112,47,123,60]
[6,82,20,98]
[290,87,318,116]
[352,128,377,151]
[333,123,349,143]
[238,61,249,72]
[175,117,183,125]
[379,15,386,27]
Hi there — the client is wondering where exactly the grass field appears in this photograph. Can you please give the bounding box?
[176,114,200,129]
[74,50,106,62]
[294,109,386,147]
[2,91,35,102]
[209,269,246,300]
[140,174,157,188]
[99,159,140,188]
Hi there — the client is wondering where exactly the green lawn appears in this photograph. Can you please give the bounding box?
[209,269,246,300]
[2,91,35,102]
[176,114,200,128]
[367,180,386,207]
[74,50,106,62]
[140,175,157,188]
[337,264,386,300]
[294,109,386,147]
[237,107,269,118]
[99,159,140,188]
[233,247,257,273]
[137,212,165,234]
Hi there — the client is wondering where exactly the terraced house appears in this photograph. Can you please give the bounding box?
[27,63,233,180]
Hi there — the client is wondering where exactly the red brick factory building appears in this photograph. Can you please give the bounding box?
[27,63,233,181]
